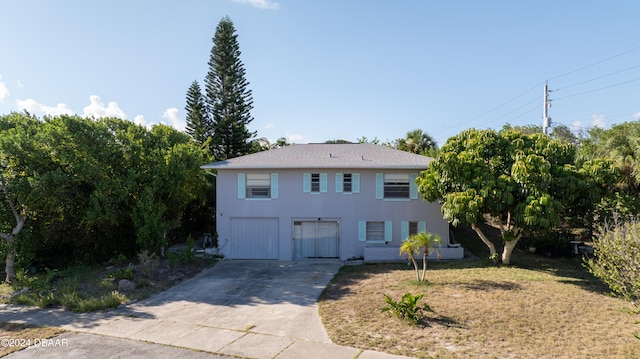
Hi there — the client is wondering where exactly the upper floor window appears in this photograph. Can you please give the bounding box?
[336,173,360,193]
[246,173,271,198]
[343,173,352,193]
[375,172,419,200]
[237,173,278,199]
[311,173,321,192]
[384,173,410,198]
[303,173,327,193]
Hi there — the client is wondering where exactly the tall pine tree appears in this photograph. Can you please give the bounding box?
[205,16,255,160]
[184,80,208,146]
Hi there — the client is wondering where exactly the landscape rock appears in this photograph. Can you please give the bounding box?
[118,279,137,292]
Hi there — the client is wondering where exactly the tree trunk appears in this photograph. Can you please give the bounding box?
[471,223,497,255]
[421,249,429,282]
[4,234,16,283]
[1,170,27,283]
[501,235,523,265]
[410,256,420,281]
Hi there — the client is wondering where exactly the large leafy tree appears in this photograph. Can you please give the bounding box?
[578,121,640,216]
[184,80,208,146]
[418,129,615,265]
[204,16,255,160]
[501,123,578,145]
[0,113,210,269]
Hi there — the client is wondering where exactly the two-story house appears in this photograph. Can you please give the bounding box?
[201,143,464,261]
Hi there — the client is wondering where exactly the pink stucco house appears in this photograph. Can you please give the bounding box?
[201,143,464,261]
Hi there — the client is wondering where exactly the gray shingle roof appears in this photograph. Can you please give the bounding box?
[201,143,432,170]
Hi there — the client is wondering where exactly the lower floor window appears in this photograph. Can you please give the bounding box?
[359,221,392,243]
[366,222,385,241]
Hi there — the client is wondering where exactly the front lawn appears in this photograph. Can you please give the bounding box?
[319,252,639,358]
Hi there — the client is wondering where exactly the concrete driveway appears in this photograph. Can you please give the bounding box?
[111,260,342,347]
[2,260,413,358]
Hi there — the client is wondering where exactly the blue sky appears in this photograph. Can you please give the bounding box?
[1,1,639,146]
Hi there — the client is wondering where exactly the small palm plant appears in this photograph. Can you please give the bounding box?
[399,231,442,282]
[381,292,433,326]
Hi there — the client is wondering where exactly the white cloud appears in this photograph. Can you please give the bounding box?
[161,107,186,131]
[591,114,606,129]
[17,80,24,89]
[16,98,74,116]
[287,133,306,143]
[571,120,583,131]
[233,0,280,10]
[134,115,151,128]
[263,122,275,129]
[83,95,126,119]
[633,112,640,119]
[0,75,9,101]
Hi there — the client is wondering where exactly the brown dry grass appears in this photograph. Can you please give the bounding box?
[319,256,640,359]
[0,322,63,356]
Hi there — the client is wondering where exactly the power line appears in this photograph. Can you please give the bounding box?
[485,97,541,124]
[467,82,543,121]
[548,45,640,81]
[432,45,640,142]
[554,76,640,101]
[554,64,640,92]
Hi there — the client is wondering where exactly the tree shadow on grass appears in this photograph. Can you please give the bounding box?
[450,223,613,297]
[510,253,612,295]
[456,279,522,291]
[420,312,464,329]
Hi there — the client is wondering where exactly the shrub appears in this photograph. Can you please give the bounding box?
[115,265,134,280]
[381,292,433,326]
[168,252,178,270]
[585,215,640,308]
[137,250,159,278]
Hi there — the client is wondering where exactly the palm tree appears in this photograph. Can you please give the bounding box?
[395,129,438,156]
[400,238,421,281]
[400,232,442,282]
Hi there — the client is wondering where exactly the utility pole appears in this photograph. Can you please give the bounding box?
[542,81,552,135]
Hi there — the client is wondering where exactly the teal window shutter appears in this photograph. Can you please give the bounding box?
[335,173,343,193]
[352,173,360,193]
[418,221,427,233]
[410,173,419,199]
[270,173,278,199]
[401,221,409,242]
[320,173,328,192]
[358,221,367,241]
[375,173,384,199]
[237,173,246,199]
[303,173,311,193]
[384,221,393,242]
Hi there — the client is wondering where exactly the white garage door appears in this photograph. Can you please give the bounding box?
[230,217,279,259]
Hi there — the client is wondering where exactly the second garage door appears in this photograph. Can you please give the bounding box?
[230,217,279,259]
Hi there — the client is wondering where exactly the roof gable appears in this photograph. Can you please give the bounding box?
[201,143,432,170]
